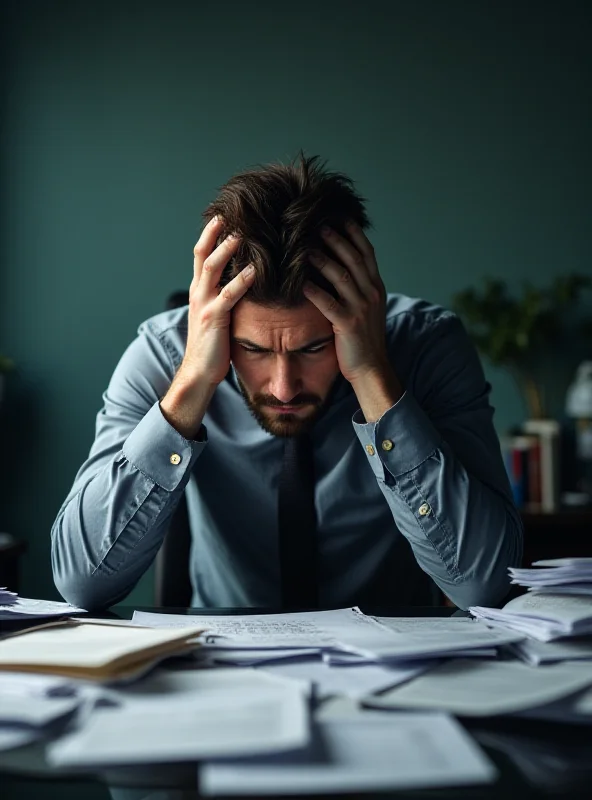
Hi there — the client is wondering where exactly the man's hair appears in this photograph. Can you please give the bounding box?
[202,152,371,308]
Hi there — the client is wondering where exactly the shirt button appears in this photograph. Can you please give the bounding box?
[365,444,375,456]
[381,439,394,451]
[169,453,182,465]
[418,503,431,517]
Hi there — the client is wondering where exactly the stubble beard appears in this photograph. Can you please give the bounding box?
[234,371,340,438]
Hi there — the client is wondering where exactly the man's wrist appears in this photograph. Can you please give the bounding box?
[160,375,216,440]
[350,365,404,423]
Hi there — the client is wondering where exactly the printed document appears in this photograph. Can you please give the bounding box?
[199,711,496,794]
[48,668,309,766]
[131,607,386,649]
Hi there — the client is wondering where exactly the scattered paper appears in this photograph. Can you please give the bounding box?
[200,712,497,794]
[257,659,433,700]
[0,597,86,620]
[0,728,41,752]
[362,658,592,716]
[48,668,309,766]
[0,694,80,726]
[131,607,387,650]
[212,649,322,667]
[333,623,523,661]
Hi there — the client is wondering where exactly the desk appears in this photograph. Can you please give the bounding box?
[1,605,591,800]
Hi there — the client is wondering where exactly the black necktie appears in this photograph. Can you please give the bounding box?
[277,433,318,610]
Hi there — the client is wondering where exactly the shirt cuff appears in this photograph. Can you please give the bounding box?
[122,401,207,491]
[352,391,442,481]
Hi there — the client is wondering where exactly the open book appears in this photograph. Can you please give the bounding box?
[0,619,204,681]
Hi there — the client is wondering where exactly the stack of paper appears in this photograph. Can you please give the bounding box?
[470,592,592,642]
[130,609,524,702]
[133,608,522,663]
[0,587,17,605]
[0,618,205,681]
[0,596,86,620]
[509,558,592,596]
[508,636,592,665]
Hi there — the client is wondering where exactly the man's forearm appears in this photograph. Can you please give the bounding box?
[160,369,217,440]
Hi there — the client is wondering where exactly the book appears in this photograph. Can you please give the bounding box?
[523,420,561,513]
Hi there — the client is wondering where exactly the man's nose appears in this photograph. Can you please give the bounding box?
[269,356,303,404]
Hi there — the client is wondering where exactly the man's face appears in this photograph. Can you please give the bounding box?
[230,299,341,437]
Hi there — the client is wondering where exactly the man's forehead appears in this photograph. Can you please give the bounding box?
[232,300,331,336]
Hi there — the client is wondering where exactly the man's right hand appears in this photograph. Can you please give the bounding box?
[160,217,255,439]
[182,216,255,386]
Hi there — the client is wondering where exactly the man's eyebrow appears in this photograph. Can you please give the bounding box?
[232,335,334,353]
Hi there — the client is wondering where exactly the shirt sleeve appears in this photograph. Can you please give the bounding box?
[352,312,523,610]
[51,320,207,610]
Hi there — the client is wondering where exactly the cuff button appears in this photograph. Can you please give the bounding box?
[418,503,431,516]
[170,453,182,465]
[381,439,394,451]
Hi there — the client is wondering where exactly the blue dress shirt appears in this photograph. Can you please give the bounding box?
[51,293,523,611]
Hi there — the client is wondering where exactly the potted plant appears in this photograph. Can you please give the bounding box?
[451,273,591,419]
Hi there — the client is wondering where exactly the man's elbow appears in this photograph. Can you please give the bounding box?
[52,559,131,612]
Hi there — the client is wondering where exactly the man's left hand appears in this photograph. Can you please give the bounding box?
[303,221,391,385]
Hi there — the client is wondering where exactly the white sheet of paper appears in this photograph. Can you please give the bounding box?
[510,636,592,665]
[0,728,40,752]
[212,649,321,666]
[0,597,86,619]
[200,711,496,795]
[257,659,433,700]
[322,648,498,665]
[334,623,523,660]
[48,668,309,766]
[131,607,386,650]
[363,658,592,716]
[0,671,78,697]
[0,694,80,726]
[374,616,480,632]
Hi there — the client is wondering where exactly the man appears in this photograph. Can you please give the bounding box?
[51,154,522,611]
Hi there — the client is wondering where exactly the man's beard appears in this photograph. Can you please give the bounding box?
[234,369,342,438]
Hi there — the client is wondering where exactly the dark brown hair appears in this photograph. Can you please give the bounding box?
[202,152,371,308]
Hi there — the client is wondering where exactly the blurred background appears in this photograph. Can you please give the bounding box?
[0,0,591,606]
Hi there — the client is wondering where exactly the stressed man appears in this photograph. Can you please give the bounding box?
[51,154,522,611]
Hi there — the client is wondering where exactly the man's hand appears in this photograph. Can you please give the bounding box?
[181,216,255,387]
[160,216,256,439]
[303,221,404,421]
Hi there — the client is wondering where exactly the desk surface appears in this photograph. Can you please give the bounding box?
[1,605,591,800]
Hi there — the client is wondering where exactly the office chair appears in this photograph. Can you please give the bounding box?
[153,289,192,607]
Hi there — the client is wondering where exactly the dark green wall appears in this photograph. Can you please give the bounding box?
[1,0,591,606]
